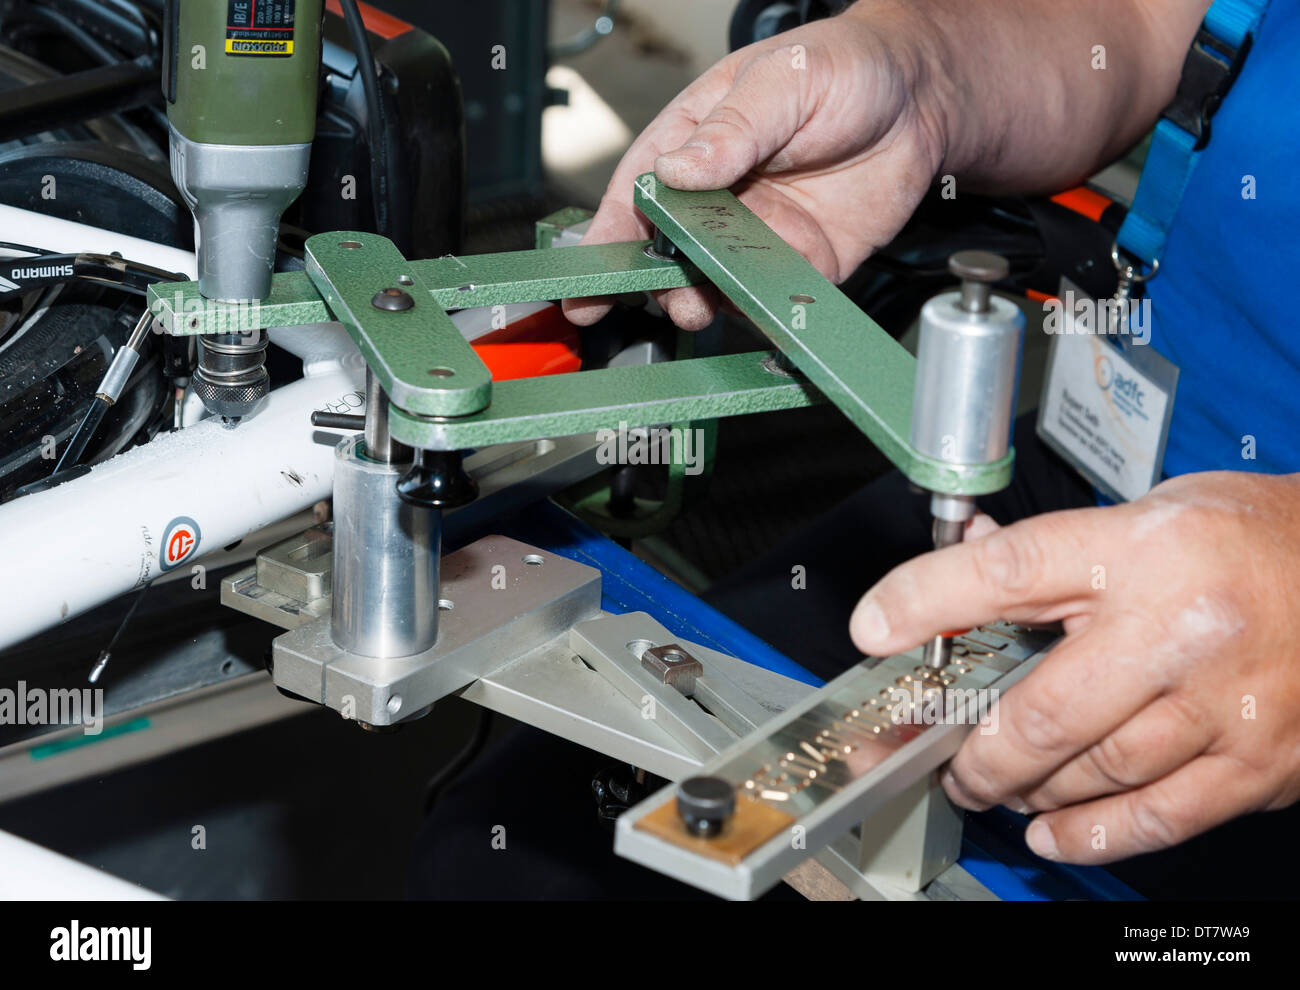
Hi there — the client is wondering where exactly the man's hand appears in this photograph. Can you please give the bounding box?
[564,0,1201,332]
[563,7,948,331]
[849,472,1300,864]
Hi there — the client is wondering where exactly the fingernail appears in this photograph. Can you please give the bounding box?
[659,142,710,163]
[941,770,984,811]
[1005,796,1032,815]
[854,599,890,648]
[1025,818,1060,861]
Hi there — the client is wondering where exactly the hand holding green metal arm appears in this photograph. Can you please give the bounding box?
[564,0,1202,331]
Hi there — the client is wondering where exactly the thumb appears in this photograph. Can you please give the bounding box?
[655,50,805,190]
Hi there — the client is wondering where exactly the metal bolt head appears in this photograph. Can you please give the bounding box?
[371,287,415,311]
[642,643,704,696]
[676,776,735,837]
[949,250,1009,314]
[948,250,1010,284]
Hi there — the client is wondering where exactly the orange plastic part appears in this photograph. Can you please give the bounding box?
[1050,186,1113,223]
[469,304,583,382]
[325,0,414,40]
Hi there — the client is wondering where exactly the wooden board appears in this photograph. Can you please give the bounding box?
[634,794,795,866]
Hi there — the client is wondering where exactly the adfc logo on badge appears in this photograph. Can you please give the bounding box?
[160,516,201,571]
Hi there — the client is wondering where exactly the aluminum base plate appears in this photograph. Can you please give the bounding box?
[271,535,601,726]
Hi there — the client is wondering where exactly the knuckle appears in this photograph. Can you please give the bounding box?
[705,103,758,138]
[700,104,764,163]
[1008,681,1075,753]
[1124,792,1183,852]
[1013,702,1069,753]
[1084,733,1145,790]
[1022,782,1064,813]
[971,529,1044,599]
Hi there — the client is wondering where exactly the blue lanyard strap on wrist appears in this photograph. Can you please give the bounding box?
[1115,0,1270,272]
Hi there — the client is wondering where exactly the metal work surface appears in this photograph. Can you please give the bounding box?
[464,611,812,783]
[272,536,601,726]
[569,613,789,765]
[632,174,1013,495]
[388,349,819,450]
[146,240,701,335]
[464,608,1002,901]
[615,622,1056,900]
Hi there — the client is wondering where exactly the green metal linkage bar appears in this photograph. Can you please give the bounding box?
[387,350,820,451]
[146,240,702,335]
[632,173,1012,496]
[305,232,491,417]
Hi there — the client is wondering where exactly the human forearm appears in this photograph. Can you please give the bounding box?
[858,0,1210,193]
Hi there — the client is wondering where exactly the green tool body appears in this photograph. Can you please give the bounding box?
[164,0,324,422]
[165,0,321,146]
[164,0,323,303]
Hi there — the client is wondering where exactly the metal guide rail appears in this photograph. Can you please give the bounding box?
[615,621,1056,900]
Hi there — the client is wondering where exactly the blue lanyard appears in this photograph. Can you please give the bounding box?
[1116,0,1271,271]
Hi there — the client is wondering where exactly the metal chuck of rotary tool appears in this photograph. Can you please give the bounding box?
[910,251,1024,669]
[163,0,324,424]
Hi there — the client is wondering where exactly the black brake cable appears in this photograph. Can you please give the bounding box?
[339,0,393,239]
[89,580,153,684]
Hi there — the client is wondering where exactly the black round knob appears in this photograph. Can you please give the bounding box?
[676,776,735,837]
[396,449,478,509]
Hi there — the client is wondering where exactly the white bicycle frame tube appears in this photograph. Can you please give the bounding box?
[0,208,560,652]
[0,325,365,651]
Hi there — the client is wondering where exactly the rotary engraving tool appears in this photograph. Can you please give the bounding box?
[163,0,324,424]
[910,251,1024,669]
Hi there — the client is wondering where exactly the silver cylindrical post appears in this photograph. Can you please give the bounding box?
[909,291,1024,468]
[330,436,439,658]
[363,368,411,465]
[911,251,1024,670]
